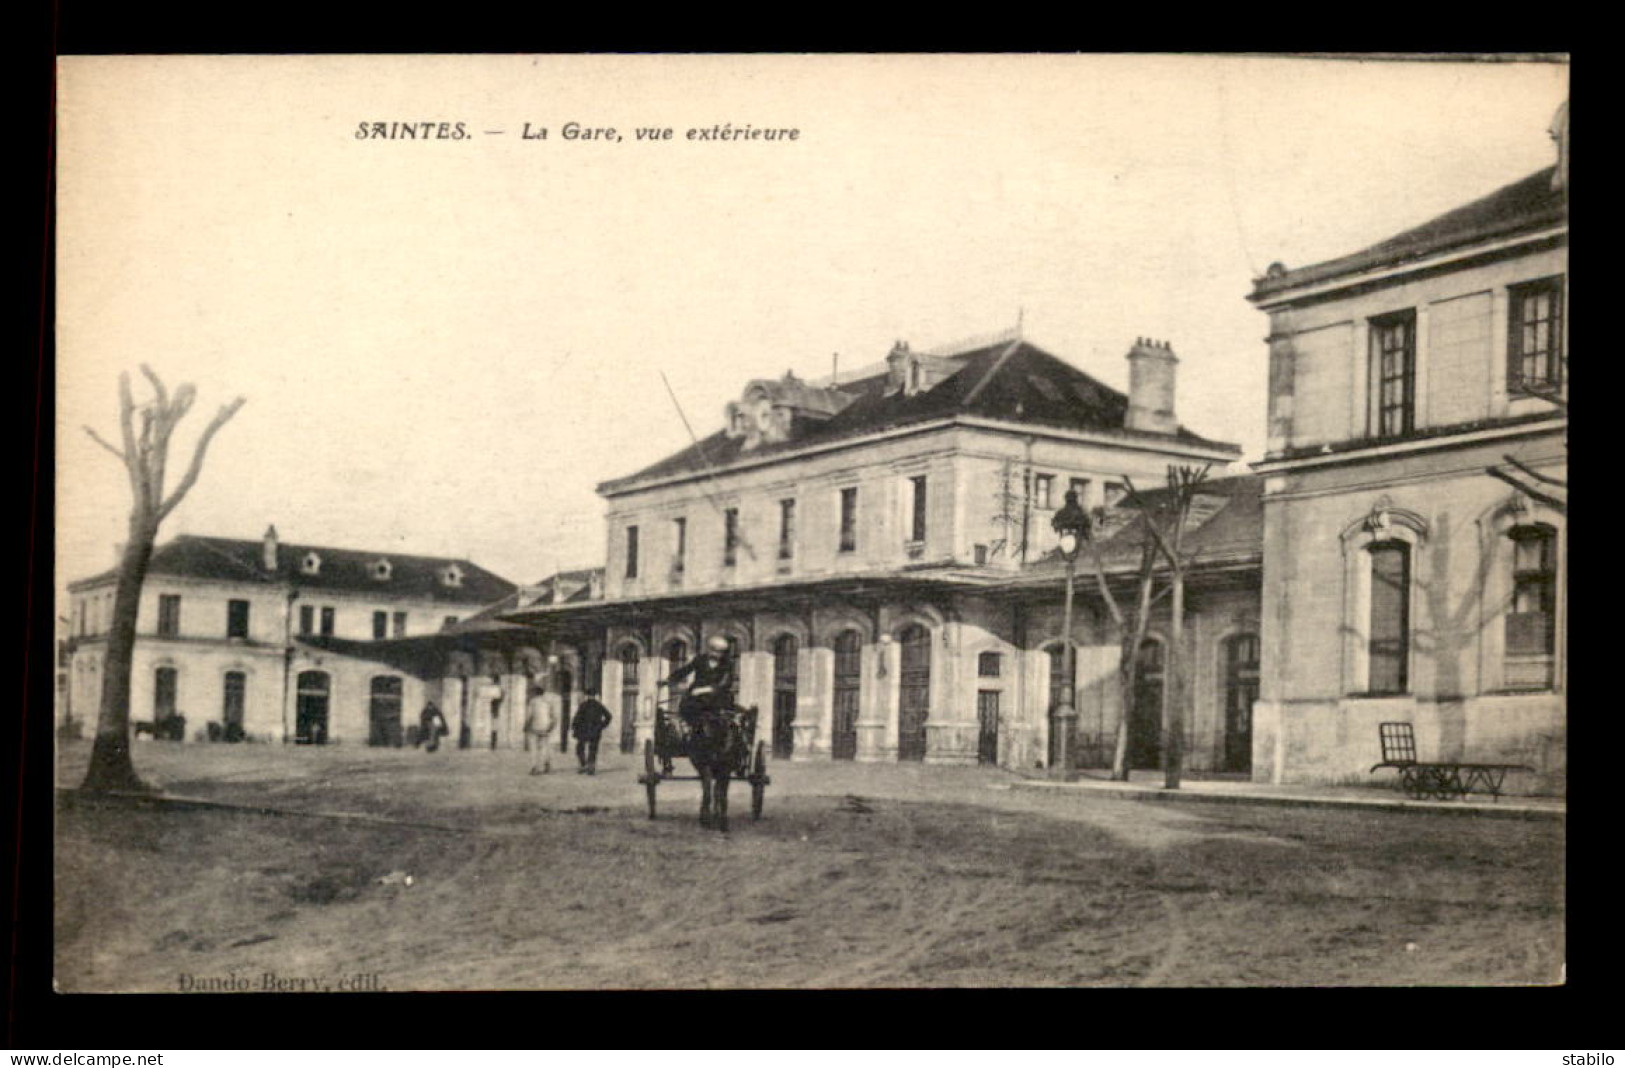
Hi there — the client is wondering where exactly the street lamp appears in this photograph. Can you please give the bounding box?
[1050,488,1090,782]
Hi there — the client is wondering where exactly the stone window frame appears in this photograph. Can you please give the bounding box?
[1340,502,1429,697]
[1475,493,1565,695]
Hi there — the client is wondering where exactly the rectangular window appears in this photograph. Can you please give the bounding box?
[839,487,858,553]
[227,599,250,640]
[393,611,407,638]
[157,594,181,637]
[1506,526,1557,690]
[1371,311,1416,439]
[1367,542,1411,695]
[372,611,387,640]
[1033,474,1054,511]
[299,604,314,635]
[723,508,740,567]
[1068,477,1090,507]
[1509,277,1564,393]
[672,517,687,574]
[625,525,640,579]
[320,606,335,637]
[910,475,928,543]
[779,499,796,560]
[978,651,1002,678]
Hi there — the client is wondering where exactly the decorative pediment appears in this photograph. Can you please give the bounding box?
[724,370,854,450]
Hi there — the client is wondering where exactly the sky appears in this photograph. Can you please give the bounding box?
[54,53,1570,601]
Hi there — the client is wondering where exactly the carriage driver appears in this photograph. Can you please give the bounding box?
[659,635,737,727]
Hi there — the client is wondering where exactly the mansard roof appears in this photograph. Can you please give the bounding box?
[68,534,516,604]
[601,338,1239,495]
[1250,165,1566,302]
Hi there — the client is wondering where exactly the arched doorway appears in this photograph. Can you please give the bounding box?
[617,643,641,754]
[831,630,862,761]
[556,665,574,754]
[1222,634,1259,773]
[222,671,246,742]
[296,670,330,745]
[1130,638,1165,770]
[771,634,797,759]
[368,676,404,747]
[897,624,931,761]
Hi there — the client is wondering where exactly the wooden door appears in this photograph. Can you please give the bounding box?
[977,689,999,765]
[771,634,797,759]
[222,671,246,742]
[1130,639,1164,770]
[618,644,640,753]
[831,630,861,761]
[1223,634,1259,773]
[897,624,930,761]
[369,676,404,747]
[296,671,330,745]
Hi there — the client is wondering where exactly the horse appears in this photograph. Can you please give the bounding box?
[681,703,753,833]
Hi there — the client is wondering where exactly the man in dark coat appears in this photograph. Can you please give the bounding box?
[660,635,736,727]
[419,701,448,753]
[571,691,613,775]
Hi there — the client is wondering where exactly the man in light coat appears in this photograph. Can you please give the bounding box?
[525,683,560,775]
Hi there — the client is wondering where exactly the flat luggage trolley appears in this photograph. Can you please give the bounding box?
[638,696,771,820]
[1370,721,1533,802]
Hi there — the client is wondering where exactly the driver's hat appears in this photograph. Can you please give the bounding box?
[707,635,730,653]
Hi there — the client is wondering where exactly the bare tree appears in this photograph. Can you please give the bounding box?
[1124,465,1211,789]
[80,367,245,793]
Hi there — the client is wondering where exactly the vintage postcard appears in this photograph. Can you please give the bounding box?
[53,54,1567,991]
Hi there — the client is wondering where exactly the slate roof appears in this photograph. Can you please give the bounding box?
[68,534,516,605]
[1250,166,1566,301]
[601,339,1240,495]
[444,567,605,635]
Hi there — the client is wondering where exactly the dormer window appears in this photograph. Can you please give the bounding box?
[441,564,464,589]
[301,552,322,576]
[371,558,393,581]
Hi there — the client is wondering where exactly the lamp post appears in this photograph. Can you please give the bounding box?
[1050,489,1090,782]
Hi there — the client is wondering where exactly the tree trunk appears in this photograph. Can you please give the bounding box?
[1110,564,1157,782]
[80,519,158,793]
[1163,570,1185,789]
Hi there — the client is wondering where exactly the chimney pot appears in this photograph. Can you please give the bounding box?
[1125,337,1179,435]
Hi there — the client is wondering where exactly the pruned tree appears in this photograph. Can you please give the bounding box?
[1076,464,1210,783]
[1123,464,1211,789]
[80,367,245,792]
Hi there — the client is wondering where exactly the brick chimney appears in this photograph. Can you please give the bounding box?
[262,525,279,571]
[1125,337,1179,435]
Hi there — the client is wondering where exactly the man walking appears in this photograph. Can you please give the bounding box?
[419,701,448,753]
[571,691,612,775]
[524,683,559,775]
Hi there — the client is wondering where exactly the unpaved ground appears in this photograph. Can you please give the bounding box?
[54,742,1564,990]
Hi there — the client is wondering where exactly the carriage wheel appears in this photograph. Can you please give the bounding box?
[643,739,658,819]
[750,741,767,820]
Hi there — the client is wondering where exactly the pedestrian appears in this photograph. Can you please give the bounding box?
[571,691,612,775]
[419,701,448,753]
[524,683,558,775]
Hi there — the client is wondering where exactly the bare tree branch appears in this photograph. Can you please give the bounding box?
[83,426,126,462]
[157,397,246,521]
[138,364,169,412]
[1486,466,1567,512]
[1500,454,1566,488]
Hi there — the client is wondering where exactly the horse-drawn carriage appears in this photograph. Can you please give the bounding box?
[638,691,771,830]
